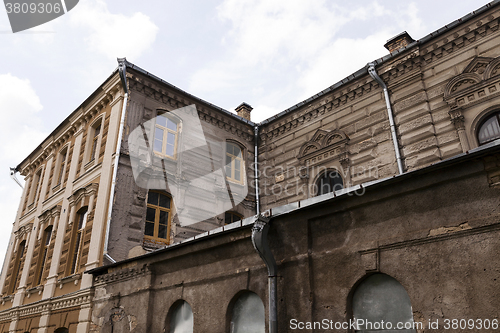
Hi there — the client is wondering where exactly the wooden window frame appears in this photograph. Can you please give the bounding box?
[225,142,245,185]
[68,207,88,276]
[144,191,172,245]
[152,111,179,160]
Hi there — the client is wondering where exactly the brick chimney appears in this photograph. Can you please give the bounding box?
[384,31,415,53]
[235,102,253,121]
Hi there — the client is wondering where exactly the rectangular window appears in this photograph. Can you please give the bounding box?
[36,226,52,285]
[153,113,178,158]
[90,124,101,162]
[69,208,88,275]
[145,191,172,245]
[225,142,244,184]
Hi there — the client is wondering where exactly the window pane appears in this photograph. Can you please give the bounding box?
[167,132,176,144]
[235,170,241,181]
[227,143,234,155]
[156,114,167,127]
[169,301,193,333]
[154,139,163,153]
[159,211,168,225]
[158,224,167,239]
[225,165,232,177]
[166,144,175,157]
[148,192,159,205]
[226,155,232,166]
[145,221,154,236]
[155,127,164,141]
[146,207,156,222]
[234,146,242,157]
[94,124,101,137]
[167,119,177,131]
[159,194,170,208]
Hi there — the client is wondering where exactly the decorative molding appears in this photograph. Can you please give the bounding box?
[94,264,151,285]
[68,183,99,207]
[298,129,349,167]
[14,223,33,240]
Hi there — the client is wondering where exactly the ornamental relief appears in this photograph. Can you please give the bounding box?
[297,129,349,167]
[444,56,500,109]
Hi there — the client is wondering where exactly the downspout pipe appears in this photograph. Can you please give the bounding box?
[254,126,260,215]
[367,63,404,175]
[103,58,129,264]
[251,214,277,333]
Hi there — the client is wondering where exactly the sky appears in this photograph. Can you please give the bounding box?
[0,0,489,268]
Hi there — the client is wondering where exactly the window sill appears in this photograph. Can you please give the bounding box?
[52,183,61,192]
[57,273,81,289]
[84,159,96,171]
[25,285,44,298]
[142,238,168,251]
[0,295,13,305]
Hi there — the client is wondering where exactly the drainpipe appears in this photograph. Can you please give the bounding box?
[103,58,129,264]
[254,126,260,215]
[251,214,277,333]
[367,63,404,174]
[9,167,23,188]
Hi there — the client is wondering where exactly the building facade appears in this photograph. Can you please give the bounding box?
[1,1,500,332]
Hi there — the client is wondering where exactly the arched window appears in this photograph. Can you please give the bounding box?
[145,191,173,245]
[315,170,343,196]
[69,207,88,275]
[352,274,415,332]
[154,111,179,158]
[36,226,52,285]
[477,112,500,145]
[229,291,265,333]
[225,142,244,184]
[168,300,193,333]
[225,211,243,225]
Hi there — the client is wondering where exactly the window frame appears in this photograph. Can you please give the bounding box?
[152,110,180,160]
[84,117,104,170]
[54,146,69,189]
[144,191,173,245]
[35,226,53,286]
[477,111,500,145]
[9,240,26,294]
[29,167,44,207]
[225,141,245,185]
[68,207,88,276]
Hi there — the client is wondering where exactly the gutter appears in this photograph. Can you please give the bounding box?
[254,126,260,215]
[367,63,404,175]
[9,167,23,188]
[103,58,129,264]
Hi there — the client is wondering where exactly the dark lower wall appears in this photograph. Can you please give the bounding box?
[91,149,500,332]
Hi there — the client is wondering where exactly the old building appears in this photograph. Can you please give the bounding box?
[1,1,500,332]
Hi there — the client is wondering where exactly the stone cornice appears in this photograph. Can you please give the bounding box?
[68,183,99,207]
[14,223,33,240]
[18,80,122,177]
[0,288,93,322]
[93,264,151,286]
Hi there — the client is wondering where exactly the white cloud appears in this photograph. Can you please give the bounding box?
[0,74,48,267]
[70,0,159,60]
[189,0,428,120]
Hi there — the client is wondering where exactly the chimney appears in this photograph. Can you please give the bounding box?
[384,31,415,53]
[235,102,253,121]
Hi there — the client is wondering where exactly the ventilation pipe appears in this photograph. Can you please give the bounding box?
[367,63,404,174]
[103,58,129,264]
[251,214,277,333]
